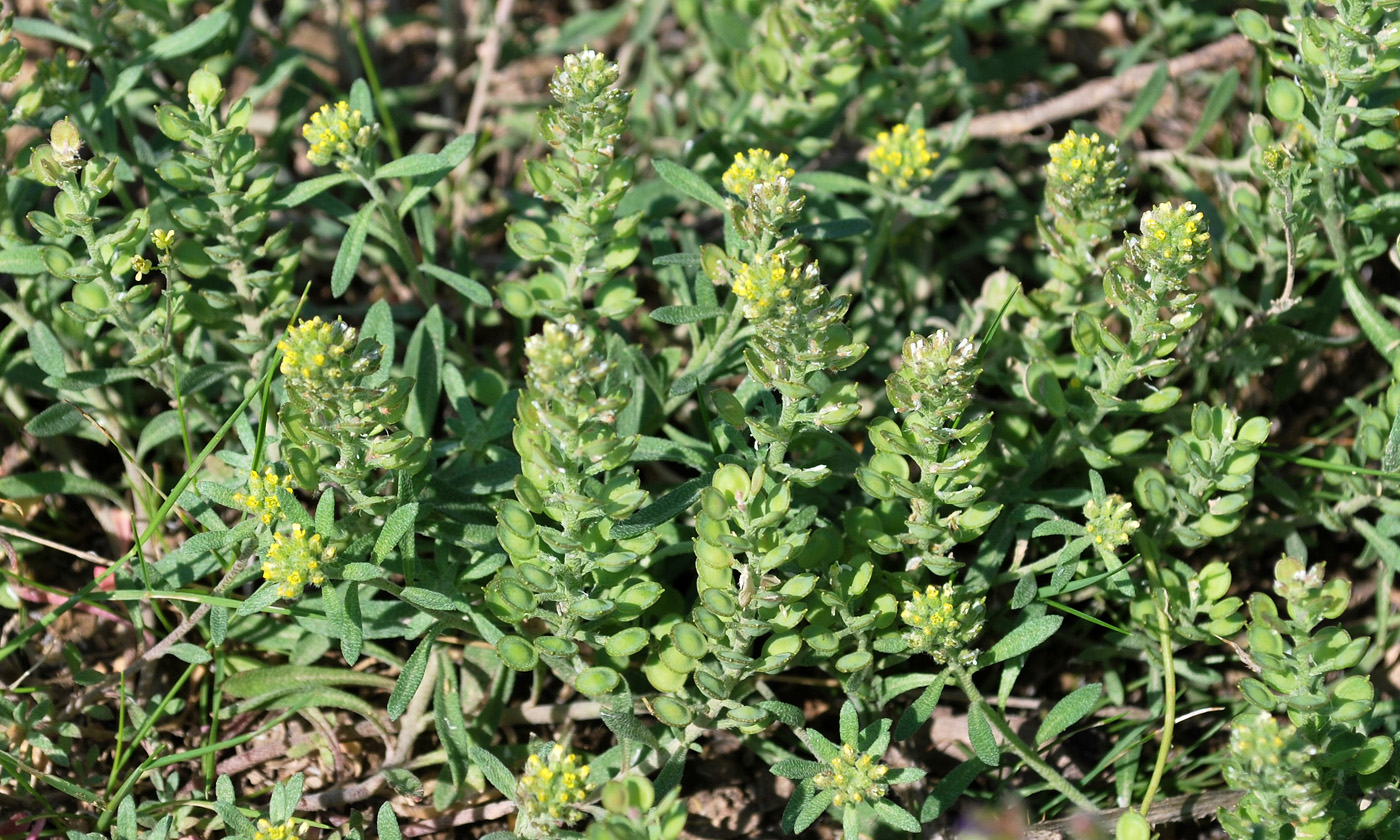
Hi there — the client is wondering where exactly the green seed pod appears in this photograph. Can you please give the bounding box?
[575,666,620,697]
[495,635,539,671]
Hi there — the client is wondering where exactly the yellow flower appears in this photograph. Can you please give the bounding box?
[722,148,795,198]
[868,123,937,192]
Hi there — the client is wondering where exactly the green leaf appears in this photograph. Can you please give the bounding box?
[377,803,402,840]
[439,132,479,168]
[921,758,986,821]
[374,502,420,563]
[792,171,873,195]
[967,704,1000,766]
[388,626,438,720]
[376,153,454,180]
[223,665,394,698]
[870,798,920,832]
[839,701,858,745]
[235,581,280,616]
[758,700,804,729]
[793,786,835,833]
[332,203,375,297]
[399,586,465,613]
[984,615,1063,665]
[649,304,725,325]
[25,402,83,438]
[631,436,711,468]
[1384,410,1400,474]
[770,758,824,779]
[404,307,443,438]
[1184,68,1239,152]
[1037,683,1102,744]
[653,253,701,266]
[148,9,231,59]
[653,159,725,210]
[273,173,353,209]
[12,17,92,51]
[28,322,67,378]
[0,471,123,504]
[0,245,46,275]
[894,678,945,741]
[45,368,145,392]
[1118,63,1169,142]
[270,773,304,823]
[468,745,519,798]
[1341,275,1400,365]
[613,474,709,539]
[167,643,211,664]
[794,217,871,241]
[421,263,491,306]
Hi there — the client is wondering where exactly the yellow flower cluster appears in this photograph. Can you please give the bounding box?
[277,316,362,398]
[730,252,818,322]
[722,148,795,198]
[253,818,305,840]
[900,582,985,665]
[301,101,376,167]
[1045,130,1125,201]
[868,123,937,192]
[1125,201,1212,297]
[232,467,294,526]
[261,523,334,599]
[1083,493,1139,553]
[813,743,890,808]
[519,743,594,824]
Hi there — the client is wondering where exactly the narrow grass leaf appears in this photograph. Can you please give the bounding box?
[469,745,518,798]
[985,615,1063,664]
[388,626,438,720]
[654,159,725,210]
[331,203,374,297]
[1118,63,1169,142]
[1184,68,1239,152]
[1037,683,1103,745]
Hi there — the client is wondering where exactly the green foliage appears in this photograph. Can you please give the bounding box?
[5,0,1400,837]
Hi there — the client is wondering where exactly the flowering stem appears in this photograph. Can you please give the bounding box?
[1138,551,1176,816]
[950,662,1099,814]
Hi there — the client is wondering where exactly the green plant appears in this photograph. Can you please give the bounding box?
[4,2,1400,838]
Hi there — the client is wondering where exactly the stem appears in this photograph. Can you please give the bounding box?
[1139,592,1177,816]
[950,662,1099,814]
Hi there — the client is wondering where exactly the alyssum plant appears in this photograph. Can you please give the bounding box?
[4,1,1400,834]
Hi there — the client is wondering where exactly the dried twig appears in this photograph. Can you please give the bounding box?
[938,35,1254,139]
